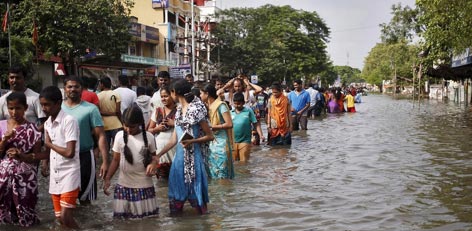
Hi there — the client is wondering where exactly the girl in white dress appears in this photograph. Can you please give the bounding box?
[103,105,159,219]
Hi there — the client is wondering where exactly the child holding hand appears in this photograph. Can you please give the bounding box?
[103,105,159,219]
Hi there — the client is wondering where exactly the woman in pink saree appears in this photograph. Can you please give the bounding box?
[0,92,42,227]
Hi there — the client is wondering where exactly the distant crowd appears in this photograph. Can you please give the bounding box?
[0,65,361,229]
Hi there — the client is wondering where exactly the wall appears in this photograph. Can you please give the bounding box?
[131,0,201,72]
[34,62,54,90]
[445,79,472,103]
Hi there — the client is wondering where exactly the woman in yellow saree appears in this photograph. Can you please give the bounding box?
[200,84,234,179]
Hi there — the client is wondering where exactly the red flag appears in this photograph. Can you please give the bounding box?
[32,20,38,45]
[2,9,8,32]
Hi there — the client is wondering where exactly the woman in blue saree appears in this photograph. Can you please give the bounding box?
[153,79,214,215]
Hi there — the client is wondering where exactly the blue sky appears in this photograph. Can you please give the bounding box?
[217,0,416,70]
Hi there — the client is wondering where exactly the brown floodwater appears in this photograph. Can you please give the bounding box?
[3,94,472,231]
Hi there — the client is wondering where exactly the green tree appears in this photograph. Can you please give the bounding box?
[1,1,35,88]
[362,42,420,87]
[212,5,330,86]
[333,65,362,86]
[416,0,472,68]
[364,2,421,88]
[10,0,134,75]
[380,3,421,44]
[0,35,35,89]
[318,65,338,87]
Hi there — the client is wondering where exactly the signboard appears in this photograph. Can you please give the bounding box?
[251,75,258,84]
[169,64,191,79]
[145,26,159,43]
[152,0,169,9]
[121,54,176,66]
[121,54,158,65]
[129,22,159,44]
[170,52,180,66]
[169,23,177,42]
[452,48,472,68]
[129,22,141,39]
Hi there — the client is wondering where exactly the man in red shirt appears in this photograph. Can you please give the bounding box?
[81,77,99,106]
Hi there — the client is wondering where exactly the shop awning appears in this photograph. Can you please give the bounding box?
[427,64,472,81]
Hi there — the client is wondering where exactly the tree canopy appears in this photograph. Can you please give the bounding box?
[5,0,133,74]
[362,3,421,87]
[416,0,472,67]
[333,65,362,86]
[379,3,420,44]
[212,4,330,86]
[364,1,472,85]
[362,41,420,87]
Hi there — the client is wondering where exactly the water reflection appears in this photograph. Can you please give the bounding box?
[2,94,472,230]
[416,100,472,229]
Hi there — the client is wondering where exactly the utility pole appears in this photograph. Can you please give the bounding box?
[412,63,416,101]
[394,62,397,98]
[183,14,189,64]
[206,18,211,82]
[7,1,11,68]
[164,7,169,62]
[417,62,422,101]
[191,0,195,76]
[346,51,349,66]
[196,29,200,81]
[417,51,426,102]
[1,1,12,90]
[391,57,396,98]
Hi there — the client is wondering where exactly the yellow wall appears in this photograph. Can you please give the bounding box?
[130,1,164,27]
[130,0,200,70]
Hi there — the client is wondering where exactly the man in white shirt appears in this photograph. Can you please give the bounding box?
[305,84,318,118]
[0,65,46,126]
[113,75,137,114]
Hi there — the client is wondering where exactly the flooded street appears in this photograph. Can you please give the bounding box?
[8,94,472,231]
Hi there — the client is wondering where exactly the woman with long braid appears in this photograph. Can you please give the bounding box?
[154,79,214,215]
[103,105,159,219]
